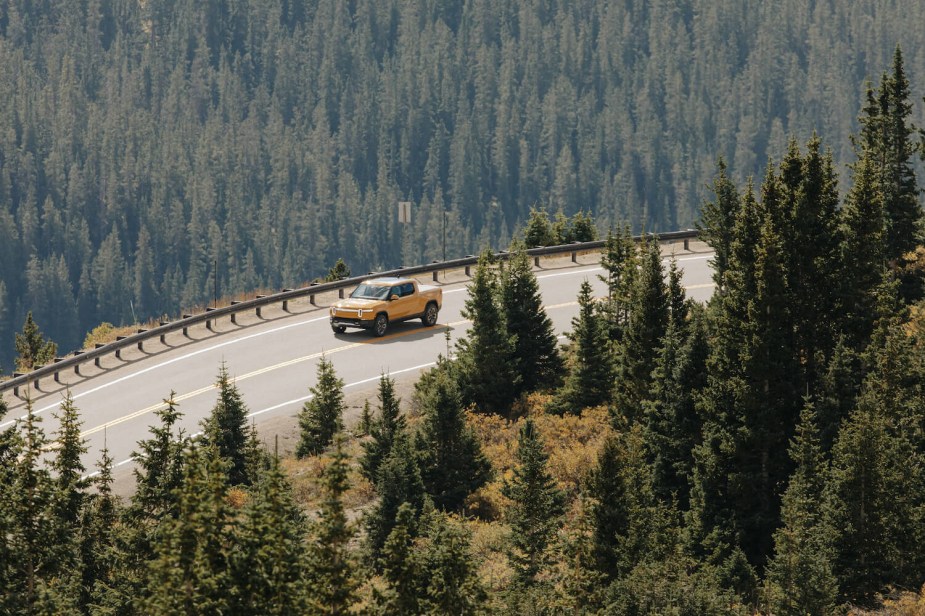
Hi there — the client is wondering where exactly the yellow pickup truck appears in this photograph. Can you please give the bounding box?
[329,277,442,336]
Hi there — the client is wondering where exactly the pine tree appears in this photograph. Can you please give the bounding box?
[645,306,708,510]
[365,435,427,560]
[455,248,520,414]
[814,339,863,453]
[243,421,269,479]
[588,425,676,585]
[306,437,357,615]
[777,136,841,389]
[878,48,921,264]
[612,237,669,422]
[358,400,372,436]
[131,392,187,520]
[839,155,886,351]
[587,433,631,581]
[767,404,838,615]
[523,208,555,248]
[14,311,57,372]
[598,224,637,341]
[689,177,800,575]
[360,374,406,482]
[143,445,234,615]
[697,159,740,293]
[501,241,563,395]
[201,362,252,485]
[7,398,58,613]
[233,446,309,615]
[33,390,90,609]
[569,211,598,242]
[823,315,925,602]
[297,355,346,457]
[82,437,121,613]
[0,397,16,612]
[666,255,689,329]
[825,403,906,604]
[325,258,352,281]
[558,498,608,613]
[374,503,421,615]
[417,511,487,615]
[51,390,89,528]
[414,359,492,511]
[549,280,612,414]
[503,418,565,587]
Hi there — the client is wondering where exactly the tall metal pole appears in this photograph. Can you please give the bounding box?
[442,210,447,281]
[213,258,218,308]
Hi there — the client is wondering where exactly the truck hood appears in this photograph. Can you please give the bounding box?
[333,298,383,310]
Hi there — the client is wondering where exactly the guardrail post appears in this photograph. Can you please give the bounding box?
[205,308,215,331]
[339,288,345,299]
[33,378,40,392]
[255,296,266,318]
[309,283,319,306]
[230,301,241,324]
[571,250,577,263]
[282,290,293,313]
[94,344,105,367]
[115,336,128,359]
[13,386,19,398]
[683,237,690,251]
[534,255,541,267]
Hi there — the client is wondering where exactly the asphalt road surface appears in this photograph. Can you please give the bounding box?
[1,243,715,488]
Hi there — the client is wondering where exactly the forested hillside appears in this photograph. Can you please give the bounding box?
[1,0,924,370]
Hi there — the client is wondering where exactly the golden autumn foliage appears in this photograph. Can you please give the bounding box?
[465,395,612,520]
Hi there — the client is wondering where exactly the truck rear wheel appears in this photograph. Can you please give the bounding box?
[422,302,438,326]
[374,313,389,337]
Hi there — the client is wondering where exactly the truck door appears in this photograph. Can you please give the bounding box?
[390,282,417,320]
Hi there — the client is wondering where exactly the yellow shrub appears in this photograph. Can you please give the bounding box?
[465,403,613,519]
[226,486,250,509]
[882,583,925,615]
[83,322,116,349]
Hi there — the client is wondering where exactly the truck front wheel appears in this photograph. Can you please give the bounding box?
[422,302,438,326]
[374,313,389,337]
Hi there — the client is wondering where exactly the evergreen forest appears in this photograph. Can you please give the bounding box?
[1,49,925,610]
[3,0,925,370]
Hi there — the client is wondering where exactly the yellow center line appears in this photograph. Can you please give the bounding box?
[80,280,713,438]
[79,325,451,437]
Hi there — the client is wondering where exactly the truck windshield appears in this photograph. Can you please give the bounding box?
[350,284,391,300]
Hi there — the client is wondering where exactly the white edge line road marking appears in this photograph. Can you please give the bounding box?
[87,360,441,478]
[9,254,714,426]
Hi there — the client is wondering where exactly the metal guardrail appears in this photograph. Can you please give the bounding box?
[1,230,699,398]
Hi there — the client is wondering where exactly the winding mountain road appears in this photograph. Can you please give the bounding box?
[1,242,714,488]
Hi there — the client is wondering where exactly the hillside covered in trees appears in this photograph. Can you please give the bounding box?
[2,0,925,371]
[2,50,925,612]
